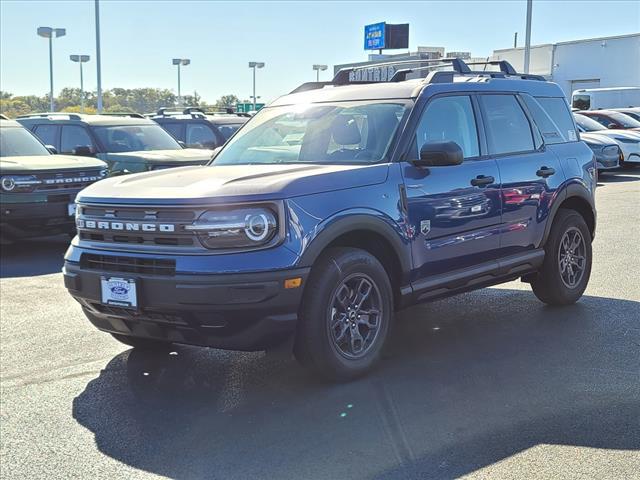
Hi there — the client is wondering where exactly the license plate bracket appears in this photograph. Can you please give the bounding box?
[101,277,138,308]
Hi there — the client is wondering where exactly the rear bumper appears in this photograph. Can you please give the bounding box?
[63,261,310,351]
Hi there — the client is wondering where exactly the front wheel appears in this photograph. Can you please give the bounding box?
[531,209,592,305]
[294,247,393,381]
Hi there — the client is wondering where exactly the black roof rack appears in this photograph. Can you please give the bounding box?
[16,112,83,120]
[99,112,146,119]
[288,58,545,95]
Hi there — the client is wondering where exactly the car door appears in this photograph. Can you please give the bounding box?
[478,93,564,256]
[401,94,502,282]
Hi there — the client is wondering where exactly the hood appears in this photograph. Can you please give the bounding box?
[579,133,618,147]
[77,163,389,205]
[588,129,640,142]
[0,154,106,173]
[103,148,214,164]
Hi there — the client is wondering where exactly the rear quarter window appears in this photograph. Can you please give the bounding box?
[535,97,578,143]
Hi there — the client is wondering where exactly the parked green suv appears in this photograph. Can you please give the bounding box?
[0,118,107,243]
[17,113,215,175]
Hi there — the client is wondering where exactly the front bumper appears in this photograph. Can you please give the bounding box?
[0,197,76,238]
[63,260,310,351]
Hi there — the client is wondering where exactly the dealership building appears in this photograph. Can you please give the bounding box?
[335,33,639,100]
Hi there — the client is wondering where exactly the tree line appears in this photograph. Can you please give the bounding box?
[0,89,242,118]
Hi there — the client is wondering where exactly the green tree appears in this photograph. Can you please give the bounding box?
[215,94,240,110]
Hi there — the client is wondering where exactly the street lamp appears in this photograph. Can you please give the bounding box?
[37,26,66,112]
[172,58,190,106]
[70,55,90,113]
[312,64,328,82]
[248,61,265,111]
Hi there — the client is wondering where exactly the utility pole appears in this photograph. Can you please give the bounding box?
[524,0,533,73]
[95,0,103,113]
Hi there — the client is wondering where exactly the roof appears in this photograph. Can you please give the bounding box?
[0,118,23,128]
[270,75,563,107]
[494,32,640,53]
[16,113,156,126]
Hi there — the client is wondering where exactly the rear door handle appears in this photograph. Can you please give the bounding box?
[536,166,556,178]
[470,175,495,187]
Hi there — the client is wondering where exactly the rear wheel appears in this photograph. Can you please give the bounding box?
[110,333,171,350]
[294,247,393,381]
[531,209,592,305]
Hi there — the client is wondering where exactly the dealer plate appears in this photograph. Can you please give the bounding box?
[101,277,137,308]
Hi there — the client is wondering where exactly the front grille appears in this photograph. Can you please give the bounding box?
[81,253,176,276]
[35,170,104,192]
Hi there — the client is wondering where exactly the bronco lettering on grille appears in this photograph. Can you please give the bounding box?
[76,219,176,232]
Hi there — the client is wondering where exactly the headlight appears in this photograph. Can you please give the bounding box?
[185,206,279,249]
[602,145,620,157]
[99,168,108,178]
[0,175,42,192]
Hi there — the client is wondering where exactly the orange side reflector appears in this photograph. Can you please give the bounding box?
[284,277,302,289]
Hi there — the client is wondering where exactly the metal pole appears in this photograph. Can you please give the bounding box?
[49,36,54,111]
[252,66,256,111]
[95,0,103,113]
[316,69,319,82]
[514,32,518,49]
[523,0,532,73]
[177,63,181,105]
[80,61,85,112]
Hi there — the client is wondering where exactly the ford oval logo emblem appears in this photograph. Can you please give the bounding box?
[111,285,129,295]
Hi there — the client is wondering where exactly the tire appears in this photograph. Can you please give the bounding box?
[110,333,171,350]
[531,209,592,306]
[294,247,393,381]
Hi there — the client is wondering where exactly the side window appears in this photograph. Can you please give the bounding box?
[60,125,94,154]
[33,124,59,147]
[480,94,535,155]
[161,122,184,141]
[591,114,614,128]
[415,95,479,159]
[535,97,578,142]
[217,124,242,140]
[186,123,218,148]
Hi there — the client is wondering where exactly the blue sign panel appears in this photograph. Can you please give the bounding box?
[364,22,385,50]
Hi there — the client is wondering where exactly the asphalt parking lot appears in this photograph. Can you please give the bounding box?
[1,171,639,480]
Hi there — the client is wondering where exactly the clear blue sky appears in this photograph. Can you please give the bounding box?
[1,0,638,104]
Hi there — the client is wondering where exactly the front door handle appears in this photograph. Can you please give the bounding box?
[470,175,495,187]
[536,166,556,178]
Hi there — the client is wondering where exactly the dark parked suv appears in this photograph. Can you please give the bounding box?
[152,107,248,149]
[17,113,215,175]
[63,59,596,380]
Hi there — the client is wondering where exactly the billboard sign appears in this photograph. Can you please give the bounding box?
[364,22,386,50]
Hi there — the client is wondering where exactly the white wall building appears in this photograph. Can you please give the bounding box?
[492,33,639,99]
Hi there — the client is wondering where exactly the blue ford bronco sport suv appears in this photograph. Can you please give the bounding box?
[63,59,596,380]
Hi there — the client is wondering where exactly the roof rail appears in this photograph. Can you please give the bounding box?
[183,106,206,115]
[332,58,464,85]
[0,113,9,120]
[99,112,146,119]
[16,112,83,120]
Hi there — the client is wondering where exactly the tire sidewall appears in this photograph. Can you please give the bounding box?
[544,211,592,303]
[298,248,393,380]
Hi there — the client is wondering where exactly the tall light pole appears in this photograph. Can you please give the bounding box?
[70,55,90,112]
[37,27,66,112]
[312,64,328,82]
[172,58,190,106]
[95,0,103,113]
[523,0,533,73]
[248,61,265,111]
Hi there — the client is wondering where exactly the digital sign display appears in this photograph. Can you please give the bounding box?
[364,22,386,50]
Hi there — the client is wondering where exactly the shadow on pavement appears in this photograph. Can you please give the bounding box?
[0,235,70,278]
[598,171,640,183]
[73,288,640,479]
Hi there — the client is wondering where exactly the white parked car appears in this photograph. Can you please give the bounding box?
[574,113,640,168]
[572,87,640,110]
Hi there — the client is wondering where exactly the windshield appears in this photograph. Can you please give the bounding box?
[603,111,640,128]
[0,126,51,157]
[213,101,409,165]
[92,124,181,153]
[574,114,606,132]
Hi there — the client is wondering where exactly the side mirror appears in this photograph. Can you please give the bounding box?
[413,141,464,167]
[178,140,186,148]
[46,145,58,154]
[607,124,617,129]
[73,145,94,157]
